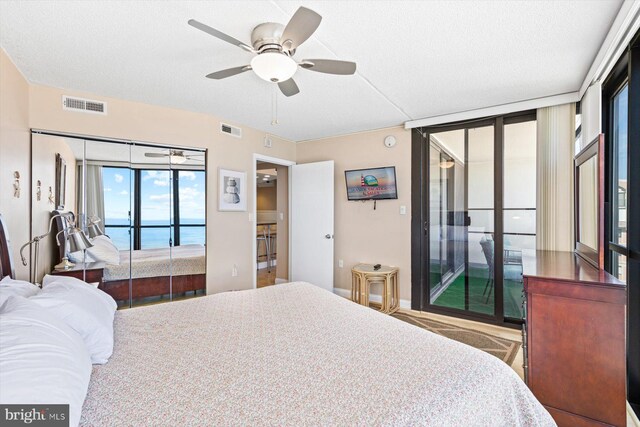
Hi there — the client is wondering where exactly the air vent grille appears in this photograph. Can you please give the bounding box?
[62,96,107,115]
[220,122,242,138]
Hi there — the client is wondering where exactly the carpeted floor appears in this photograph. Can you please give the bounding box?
[390,311,521,365]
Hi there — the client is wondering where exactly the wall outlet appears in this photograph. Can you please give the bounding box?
[232,264,238,277]
[338,259,344,268]
[400,205,407,215]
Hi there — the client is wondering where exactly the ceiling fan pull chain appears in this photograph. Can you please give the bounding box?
[271,84,279,126]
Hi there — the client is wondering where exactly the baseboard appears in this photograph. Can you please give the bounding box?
[629,401,640,427]
[257,260,277,270]
[275,278,288,284]
[333,287,412,310]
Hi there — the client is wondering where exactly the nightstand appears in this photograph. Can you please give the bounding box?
[50,262,105,288]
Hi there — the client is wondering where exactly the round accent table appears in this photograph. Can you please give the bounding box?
[351,264,399,314]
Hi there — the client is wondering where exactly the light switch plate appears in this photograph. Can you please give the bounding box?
[338,259,344,268]
[400,205,407,215]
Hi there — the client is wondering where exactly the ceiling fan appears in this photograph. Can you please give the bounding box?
[144,150,204,164]
[188,6,356,97]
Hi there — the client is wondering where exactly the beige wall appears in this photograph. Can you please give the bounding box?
[0,49,30,280]
[0,47,296,293]
[30,134,77,282]
[256,185,277,210]
[296,127,412,301]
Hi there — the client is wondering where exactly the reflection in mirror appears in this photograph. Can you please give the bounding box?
[30,134,84,283]
[30,132,206,308]
[578,156,598,251]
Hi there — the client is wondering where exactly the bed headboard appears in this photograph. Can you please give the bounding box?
[0,214,15,280]
[53,210,75,262]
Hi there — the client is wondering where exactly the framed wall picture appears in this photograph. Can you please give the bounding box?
[55,153,66,209]
[219,168,246,211]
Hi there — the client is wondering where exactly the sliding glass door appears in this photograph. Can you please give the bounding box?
[412,112,536,326]
[428,125,496,318]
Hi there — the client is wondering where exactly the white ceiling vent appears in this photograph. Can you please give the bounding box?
[62,95,107,115]
[220,122,242,138]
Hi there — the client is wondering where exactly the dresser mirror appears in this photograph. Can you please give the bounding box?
[574,134,604,269]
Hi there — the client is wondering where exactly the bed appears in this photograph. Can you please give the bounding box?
[0,216,555,426]
[52,211,206,302]
[99,245,206,302]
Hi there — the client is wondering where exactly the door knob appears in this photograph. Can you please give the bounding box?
[325,234,333,239]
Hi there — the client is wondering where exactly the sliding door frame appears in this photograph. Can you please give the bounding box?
[602,29,640,416]
[411,111,535,328]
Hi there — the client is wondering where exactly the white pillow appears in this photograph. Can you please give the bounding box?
[0,296,91,427]
[68,250,96,263]
[35,276,117,364]
[0,276,40,305]
[42,274,117,313]
[86,235,120,265]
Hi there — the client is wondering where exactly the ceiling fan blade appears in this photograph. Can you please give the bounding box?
[281,7,322,51]
[206,65,251,80]
[144,153,168,158]
[188,19,255,53]
[278,78,300,97]
[300,59,356,75]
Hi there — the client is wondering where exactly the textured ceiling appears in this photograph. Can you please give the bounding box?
[0,1,622,141]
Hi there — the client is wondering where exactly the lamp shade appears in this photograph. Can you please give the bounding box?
[67,228,93,252]
[250,52,297,82]
[87,222,104,238]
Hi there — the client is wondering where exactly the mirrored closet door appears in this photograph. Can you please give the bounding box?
[30,131,207,308]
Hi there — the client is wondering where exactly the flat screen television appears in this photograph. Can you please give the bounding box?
[345,166,398,201]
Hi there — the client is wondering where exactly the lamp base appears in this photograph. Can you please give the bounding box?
[54,257,75,271]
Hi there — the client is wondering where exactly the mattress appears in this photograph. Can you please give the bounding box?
[103,244,205,281]
[81,282,554,426]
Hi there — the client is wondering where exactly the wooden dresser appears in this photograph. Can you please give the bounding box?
[523,251,626,427]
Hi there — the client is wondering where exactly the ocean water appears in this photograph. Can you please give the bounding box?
[105,219,205,250]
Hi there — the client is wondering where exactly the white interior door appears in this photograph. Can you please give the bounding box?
[290,160,334,291]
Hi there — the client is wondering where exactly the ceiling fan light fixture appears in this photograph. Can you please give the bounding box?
[170,154,187,164]
[439,160,455,169]
[250,52,297,83]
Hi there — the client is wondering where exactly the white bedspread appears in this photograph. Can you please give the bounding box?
[81,282,554,426]
[103,244,205,281]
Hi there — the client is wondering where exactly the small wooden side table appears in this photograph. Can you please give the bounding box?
[351,264,399,314]
[50,261,105,288]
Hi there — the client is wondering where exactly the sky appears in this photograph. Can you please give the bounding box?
[615,85,628,181]
[103,167,205,223]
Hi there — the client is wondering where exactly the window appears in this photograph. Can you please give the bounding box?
[140,170,172,249]
[602,29,639,416]
[178,170,206,246]
[103,167,132,250]
[102,167,205,250]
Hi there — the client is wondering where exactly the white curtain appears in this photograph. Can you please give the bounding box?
[536,103,575,251]
[77,165,105,230]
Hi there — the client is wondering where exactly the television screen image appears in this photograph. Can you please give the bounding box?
[345,166,398,201]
